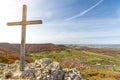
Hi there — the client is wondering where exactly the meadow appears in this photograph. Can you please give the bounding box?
[29,46,120,80]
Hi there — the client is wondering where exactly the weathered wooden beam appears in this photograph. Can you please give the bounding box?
[26,20,42,25]
[20,4,27,71]
[7,22,22,26]
[7,20,42,26]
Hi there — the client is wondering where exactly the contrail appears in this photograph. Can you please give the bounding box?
[65,0,103,21]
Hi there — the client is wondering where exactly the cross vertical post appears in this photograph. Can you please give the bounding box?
[20,5,27,71]
[7,4,43,71]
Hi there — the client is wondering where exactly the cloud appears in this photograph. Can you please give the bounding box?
[65,0,104,21]
[37,17,120,44]
[31,29,120,44]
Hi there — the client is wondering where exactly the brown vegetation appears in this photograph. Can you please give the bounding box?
[0,50,33,64]
[0,43,66,53]
[0,43,66,64]
[26,43,66,53]
[77,46,120,56]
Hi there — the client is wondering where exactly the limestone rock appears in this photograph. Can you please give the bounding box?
[64,68,83,80]
[0,58,83,80]
[21,69,35,80]
[34,58,52,68]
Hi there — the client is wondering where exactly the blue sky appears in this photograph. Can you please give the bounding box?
[0,0,120,44]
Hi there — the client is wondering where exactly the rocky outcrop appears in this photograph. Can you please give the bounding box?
[0,58,83,80]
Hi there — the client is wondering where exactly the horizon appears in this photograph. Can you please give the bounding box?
[0,0,120,44]
[1,42,120,45]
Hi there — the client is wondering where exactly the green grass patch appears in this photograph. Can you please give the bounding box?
[83,51,120,65]
[29,50,120,66]
[115,65,120,71]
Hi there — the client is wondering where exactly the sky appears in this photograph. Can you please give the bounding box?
[0,0,120,44]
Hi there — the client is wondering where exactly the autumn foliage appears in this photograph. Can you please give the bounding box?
[0,45,33,64]
[0,43,66,64]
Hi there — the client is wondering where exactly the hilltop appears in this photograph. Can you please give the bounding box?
[0,58,83,80]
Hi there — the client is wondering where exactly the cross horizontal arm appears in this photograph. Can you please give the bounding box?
[7,20,42,26]
[26,20,42,25]
[7,22,22,26]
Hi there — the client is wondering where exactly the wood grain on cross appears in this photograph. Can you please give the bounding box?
[7,4,42,71]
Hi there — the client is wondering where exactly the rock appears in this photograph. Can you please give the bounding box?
[4,71,12,79]
[34,58,52,68]
[34,61,64,80]
[11,71,22,79]
[0,58,83,80]
[45,62,64,80]
[64,68,83,80]
[21,69,35,80]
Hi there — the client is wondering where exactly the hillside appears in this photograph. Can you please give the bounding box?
[29,46,120,80]
[0,49,32,64]
[75,46,120,56]
[0,43,66,53]
[0,43,19,53]
[0,43,66,64]
[26,43,66,53]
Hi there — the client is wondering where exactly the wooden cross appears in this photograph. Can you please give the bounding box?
[7,4,42,71]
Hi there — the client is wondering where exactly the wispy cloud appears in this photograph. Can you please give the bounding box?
[65,0,104,21]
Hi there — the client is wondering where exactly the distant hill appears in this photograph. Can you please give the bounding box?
[0,43,66,53]
[0,43,19,53]
[26,43,66,53]
[76,46,120,56]
[0,43,66,64]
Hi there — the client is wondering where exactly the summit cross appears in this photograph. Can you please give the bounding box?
[7,4,43,71]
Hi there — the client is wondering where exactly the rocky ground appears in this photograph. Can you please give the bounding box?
[0,58,83,80]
